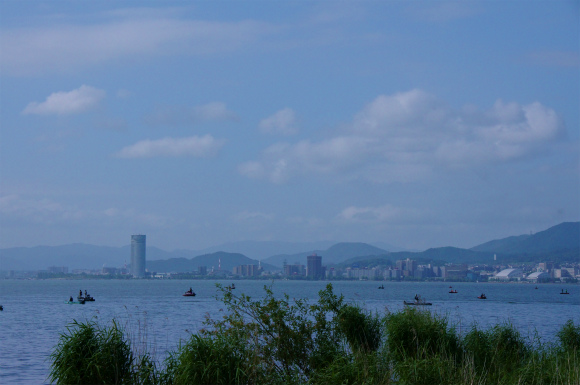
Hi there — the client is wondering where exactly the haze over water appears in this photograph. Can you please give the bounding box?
[1,279,578,385]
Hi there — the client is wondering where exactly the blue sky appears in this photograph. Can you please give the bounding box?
[1,1,578,252]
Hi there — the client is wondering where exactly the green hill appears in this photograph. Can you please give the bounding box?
[147,251,277,273]
[261,242,388,267]
[471,222,579,254]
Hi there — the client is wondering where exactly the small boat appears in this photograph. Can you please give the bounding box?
[78,295,95,302]
[560,290,570,295]
[227,283,236,290]
[378,285,384,289]
[183,288,196,297]
[449,290,458,293]
[66,299,85,304]
[477,294,487,299]
[404,295,432,306]
[404,300,432,306]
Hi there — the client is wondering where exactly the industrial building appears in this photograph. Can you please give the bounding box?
[494,268,524,281]
[526,271,550,283]
[131,234,146,278]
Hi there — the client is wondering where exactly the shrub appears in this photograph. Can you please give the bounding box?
[49,319,133,385]
[337,305,382,354]
[309,352,391,385]
[384,308,461,364]
[201,283,346,382]
[171,334,251,385]
[557,320,580,353]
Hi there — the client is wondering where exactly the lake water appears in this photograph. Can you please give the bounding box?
[0,279,578,384]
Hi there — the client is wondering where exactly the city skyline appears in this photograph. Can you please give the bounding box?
[1,2,578,252]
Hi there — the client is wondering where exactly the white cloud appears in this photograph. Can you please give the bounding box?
[102,207,170,227]
[338,204,424,223]
[0,194,83,224]
[240,89,566,183]
[1,15,275,75]
[22,85,105,115]
[259,108,298,135]
[145,102,238,126]
[0,194,172,228]
[116,134,224,158]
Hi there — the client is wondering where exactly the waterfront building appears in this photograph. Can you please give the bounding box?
[306,253,323,279]
[233,264,260,277]
[102,266,119,275]
[284,263,305,276]
[131,234,146,278]
[48,266,68,274]
[494,268,524,281]
[526,271,550,283]
[396,258,416,276]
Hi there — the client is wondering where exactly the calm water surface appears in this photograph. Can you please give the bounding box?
[0,279,578,384]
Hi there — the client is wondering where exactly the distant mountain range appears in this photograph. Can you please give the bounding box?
[146,251,278,273]
[0,222,577,272]
[337,222,579,268]
[262,242,390,268]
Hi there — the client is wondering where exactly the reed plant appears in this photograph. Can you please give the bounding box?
[337,304,382,354]
[168,334,252,385]
[48,319,133,385]
[48,286,579,385]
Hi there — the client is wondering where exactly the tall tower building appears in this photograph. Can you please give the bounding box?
[131,234,146,278]
[307,253,322,279]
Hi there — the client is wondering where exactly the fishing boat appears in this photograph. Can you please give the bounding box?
[378,284,385,289]
[66,299,85,304]
[227,283,236,290]
[183,288,196,297]
[560,289,570,295]
[404,300,432,306]
[477,294,487,299]
[404,295,432,306]
[449,290,458,293]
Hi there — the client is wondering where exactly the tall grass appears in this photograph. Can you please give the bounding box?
[169,334,252,385]
[49,284,580,385]
[49,319,133,385]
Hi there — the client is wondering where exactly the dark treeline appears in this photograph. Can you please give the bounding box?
[49,284,579,385]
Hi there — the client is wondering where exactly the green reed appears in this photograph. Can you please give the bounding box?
[49,319,133,385]
[49,284,579,385]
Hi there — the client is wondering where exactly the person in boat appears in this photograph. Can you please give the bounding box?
[414,294,419,302]
[85,290,88,296]
[79,289,83,297]
[189,287,193,293]
[69,296,73,302]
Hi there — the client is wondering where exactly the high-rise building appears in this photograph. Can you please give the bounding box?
[131,234,146,278]
[307,253,323,279]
